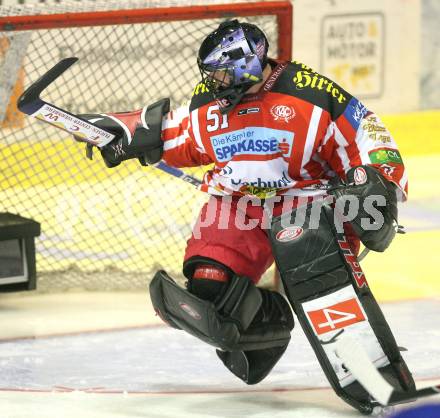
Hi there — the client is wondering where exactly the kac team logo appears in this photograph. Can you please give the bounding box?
[270,104,296,122]
[352,100,368,124]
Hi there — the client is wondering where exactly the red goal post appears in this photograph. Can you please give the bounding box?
[0,1,293,292]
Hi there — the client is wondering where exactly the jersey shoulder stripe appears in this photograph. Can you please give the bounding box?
[271,61,353,121]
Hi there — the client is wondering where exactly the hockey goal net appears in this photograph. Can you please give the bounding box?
[0,0,292,292]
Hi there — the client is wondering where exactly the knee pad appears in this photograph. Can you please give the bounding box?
[183,256,294,331]
[185,258,231,302]
[268,202,414,414]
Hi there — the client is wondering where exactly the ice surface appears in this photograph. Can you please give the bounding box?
[0,298,439,418]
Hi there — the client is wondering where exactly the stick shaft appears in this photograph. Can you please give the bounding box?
[16,58,202,187]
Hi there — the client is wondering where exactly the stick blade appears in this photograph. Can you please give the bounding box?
[17,57,78,114]
[335,336,394,406]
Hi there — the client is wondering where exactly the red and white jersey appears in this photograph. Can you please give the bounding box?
[162,60,408,200]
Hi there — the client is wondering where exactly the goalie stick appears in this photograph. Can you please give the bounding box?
[17,57,202,188]
[335,336,440,407]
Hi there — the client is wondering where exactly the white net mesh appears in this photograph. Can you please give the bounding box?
[0,2,284,291]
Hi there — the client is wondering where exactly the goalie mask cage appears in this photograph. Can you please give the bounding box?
[0,0,292,292]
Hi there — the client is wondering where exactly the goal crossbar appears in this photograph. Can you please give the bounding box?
[0,1,292,61]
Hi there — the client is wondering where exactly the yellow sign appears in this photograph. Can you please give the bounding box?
[320,13,384,98]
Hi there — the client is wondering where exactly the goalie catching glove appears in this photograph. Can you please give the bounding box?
[79,98,169,168]
[328,165,400,252]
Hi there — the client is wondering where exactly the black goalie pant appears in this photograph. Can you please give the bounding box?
[268,202,415,414]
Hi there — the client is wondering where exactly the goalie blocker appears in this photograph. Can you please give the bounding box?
[268,201,415,414]
[80,98,169,167]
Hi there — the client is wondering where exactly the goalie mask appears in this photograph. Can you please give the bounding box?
[197,20,269,114]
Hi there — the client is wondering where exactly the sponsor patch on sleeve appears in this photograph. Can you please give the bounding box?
[343,97,368,130]
[369,148,403,164]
